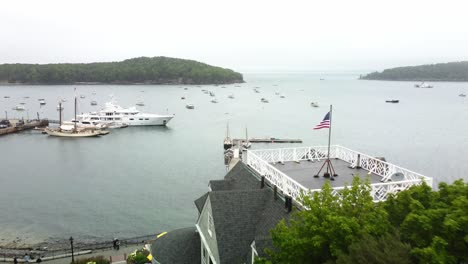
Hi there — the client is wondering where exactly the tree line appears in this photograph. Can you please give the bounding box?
[256,178,467,264]
[0,57,243,85]
[360,61,468,81]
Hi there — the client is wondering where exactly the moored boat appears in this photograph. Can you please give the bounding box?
[223,123,233,150]
[385,100,399,103]
[77,100,174,126]
[415,82,433,88]
[186,104,195,109]
[14,105,25,111]
[46,100,104,138]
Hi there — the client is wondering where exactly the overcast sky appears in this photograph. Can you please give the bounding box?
[1,0,467,72]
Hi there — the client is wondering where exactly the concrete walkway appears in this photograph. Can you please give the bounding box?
[38,245,142,264]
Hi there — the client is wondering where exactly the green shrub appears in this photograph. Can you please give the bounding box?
[72,255,110,264]
[126,248,150,264]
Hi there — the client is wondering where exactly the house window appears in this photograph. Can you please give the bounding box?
[207,212,213,237]
[129,118,134,120]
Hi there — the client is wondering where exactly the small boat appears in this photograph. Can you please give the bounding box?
[14,105,25,111]
[209,91,215,97]
[3,96,9,98]
[90,100,98,106]
[80,95,86,99]
[279,94,285,98]
[228,94,235,99]
[61,98,67,102]
[459,93,466,97]
[275,91,280,95]
[385,100,399,103]
[261,98,269,103]
[23,96,30,99]
[310,102,319,107]
[211,98,219,103]
[136,101,145,106]
[224,123,233,150]
[39,99,46,105]
[181,97,186,100]
[254,88,260,93]
[184,88,188,90]
[242,127,251,150]
[415,82,433,88]
[186,104,195,109]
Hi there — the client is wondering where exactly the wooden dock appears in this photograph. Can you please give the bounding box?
[233,138,302,144]
[0,119,49,136]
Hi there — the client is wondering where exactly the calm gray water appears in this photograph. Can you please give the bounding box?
[1,72,467,245]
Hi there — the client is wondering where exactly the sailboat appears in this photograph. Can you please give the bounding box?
[223,123,233,150]
[45,98,102,137]
[242,127,251,150]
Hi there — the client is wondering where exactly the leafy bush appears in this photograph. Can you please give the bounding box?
[72,255,110,264]
[126,248,150,264]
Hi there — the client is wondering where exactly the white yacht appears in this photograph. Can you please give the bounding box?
[14,104,25,111]
[77,101,174,126]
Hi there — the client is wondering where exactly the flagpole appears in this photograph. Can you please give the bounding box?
[327,105,332,161]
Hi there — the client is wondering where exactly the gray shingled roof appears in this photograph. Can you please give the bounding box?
[150,227,200,264]
[209,189,270,263]
[203,162,290,263]
[194,192,208,214]
[155,162,290,264]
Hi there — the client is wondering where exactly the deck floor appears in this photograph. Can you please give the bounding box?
[271,158,383,190]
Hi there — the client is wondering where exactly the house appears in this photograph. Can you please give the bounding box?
[151,162,291,264]
[150,145,432,263]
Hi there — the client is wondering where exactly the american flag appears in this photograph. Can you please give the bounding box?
[313,112,331,130]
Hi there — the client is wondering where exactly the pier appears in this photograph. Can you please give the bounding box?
[0,119,49,136]
[233,138,302,144]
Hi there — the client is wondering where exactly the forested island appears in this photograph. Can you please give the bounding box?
[360,61,468,81]
[0,57,244,85]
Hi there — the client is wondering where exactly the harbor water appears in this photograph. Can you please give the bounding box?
[0,72,467,245]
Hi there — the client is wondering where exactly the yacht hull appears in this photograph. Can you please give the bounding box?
[45,128,101,137]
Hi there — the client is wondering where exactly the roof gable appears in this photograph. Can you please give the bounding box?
[209,189,269,263]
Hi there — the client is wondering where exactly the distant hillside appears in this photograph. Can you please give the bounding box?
[0,57,244,85]
[360,61,468,81]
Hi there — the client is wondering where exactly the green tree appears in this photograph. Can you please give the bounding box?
[265,177,390,263]
[382,180,468,264]
[336,232,412,264]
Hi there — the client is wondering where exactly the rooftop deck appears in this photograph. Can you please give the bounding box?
[272,159,384,190]
[245,145,432,203]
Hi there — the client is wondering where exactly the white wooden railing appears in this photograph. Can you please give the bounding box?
[245,145,433,203]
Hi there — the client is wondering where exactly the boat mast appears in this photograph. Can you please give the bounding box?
[59,102,62,127]
[74,96,77,132]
